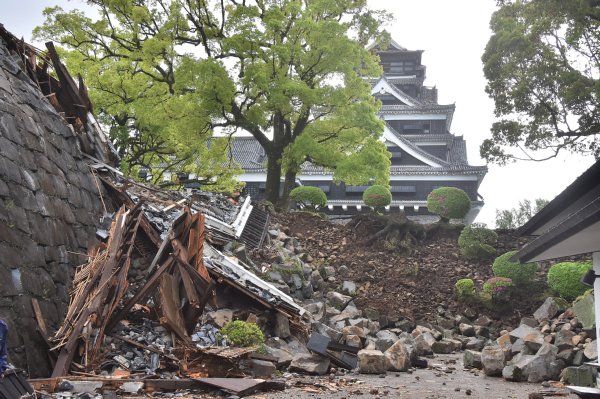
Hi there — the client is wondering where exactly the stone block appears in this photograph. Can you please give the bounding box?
[385,340,411,372]
[289,354,330,375]
[358,349,387,374]
[573,291,595,330]
[463,349,482,369]
[534,297,568,322]
[561,366,595,387]
[481,346,506,376]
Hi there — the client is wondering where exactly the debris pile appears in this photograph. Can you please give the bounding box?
[469,296,597,385]
[23,162,307,396]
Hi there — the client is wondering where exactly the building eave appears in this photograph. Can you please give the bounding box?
[518,160,600,236]
[512,195,600,263]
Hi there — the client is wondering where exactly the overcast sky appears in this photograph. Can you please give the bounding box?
[1,0,596,226]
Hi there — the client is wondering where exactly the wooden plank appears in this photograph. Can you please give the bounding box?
[52,208,127,377]
[45,42,88,123]
[159,274,190,343]
[178,263,200,306]
[30,298,49,342]
[105,256,174,333]
[195,378,266,396]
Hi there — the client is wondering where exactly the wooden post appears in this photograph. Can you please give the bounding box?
[594,252,600,386]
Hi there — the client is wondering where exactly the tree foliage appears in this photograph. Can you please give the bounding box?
[35,0,392,201]
[481,0,600,164]
[495,198,549,229]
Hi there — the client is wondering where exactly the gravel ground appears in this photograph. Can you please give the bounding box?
[263,354,578,399]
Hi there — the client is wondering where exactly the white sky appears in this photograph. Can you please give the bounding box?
[1,0,596,226]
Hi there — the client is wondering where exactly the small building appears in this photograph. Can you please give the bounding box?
[231,39,487,222]
[513,159,600,393]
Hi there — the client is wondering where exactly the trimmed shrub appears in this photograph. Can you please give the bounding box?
[492,250,537,286]
[483,277,513,303]
[219,320,265,347]
[547,261,592,301]
[455,278,475,300]
[458,226,498,260]
[362,185,392,208]
[426,187,471,222]
[289,186,327,210]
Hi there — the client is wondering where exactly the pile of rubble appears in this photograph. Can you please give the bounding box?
[243,224,507,376]
[466,295,597,386]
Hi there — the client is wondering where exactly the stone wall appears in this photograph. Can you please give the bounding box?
[0,38,105,376]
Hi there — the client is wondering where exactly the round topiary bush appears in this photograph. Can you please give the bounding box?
[492,250,538,286]
[362,185,392,208]
[426,187,471,222]
[455,278,475,300]
[458,225,498,260]
[289,186,327,210]
[219,320,265,347]
[547,261,592,301]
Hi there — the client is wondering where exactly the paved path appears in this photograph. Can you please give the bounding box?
[264,354,579,399]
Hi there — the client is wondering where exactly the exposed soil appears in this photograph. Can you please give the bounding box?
[260,212,550,330]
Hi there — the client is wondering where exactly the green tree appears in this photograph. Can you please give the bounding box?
[495,198,549,229]
[481,0,600,164]
[35,0,391,204]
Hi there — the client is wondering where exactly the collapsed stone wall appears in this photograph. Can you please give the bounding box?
[0,38,105,376]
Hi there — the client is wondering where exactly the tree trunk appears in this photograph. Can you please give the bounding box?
[279,167,297,210]
[264,151,282,204]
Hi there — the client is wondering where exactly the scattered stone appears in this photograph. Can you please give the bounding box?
[584,340,598,360]
[554,330,576,351]
[385,340,411,372]
[573,291,595,330]
[414,332,436,356]
[205,309,233,328]
[475,315,492,327]
[520,317,538,328]
[465,337,486,351]
[432,339,457,354]
[458,323,475,337]
[509,324,538,343]
[274,312,291,339]
[327,291,352,309]
[561,365,595,387]
[358,349,387,374]
[523,332,545,352]
[289,354,330,375]
[264,346,293,369]
[249,359,276,378]
[533,297,567,322]
[346,334,362,348]
[342,325,367,339]
[342,281,357,296]
[463,350,482,369]
[481,346,506,376]
[375,329,398,352]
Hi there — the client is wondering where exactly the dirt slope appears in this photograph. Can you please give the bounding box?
[264,212,546,328]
